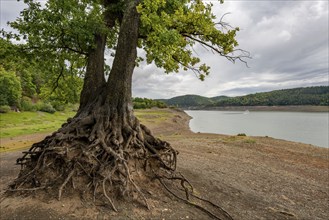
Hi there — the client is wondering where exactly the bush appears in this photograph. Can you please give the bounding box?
[0,105,11,113]
[51,101,66,111]
[36,102,56,114]
[20,96,37,111]
[0,67,22,107]
[237,133,247,136]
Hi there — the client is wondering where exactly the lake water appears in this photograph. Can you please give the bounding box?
[185,110,329,148]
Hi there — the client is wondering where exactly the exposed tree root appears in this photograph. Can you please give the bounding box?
[156,174,233,220]
[7,107,233,220]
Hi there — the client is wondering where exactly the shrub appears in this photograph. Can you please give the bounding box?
[0,105,11,113]
[37,102,56,114]
[20,96,37,111]
[237,133,247,136]
[0,67,22,107]
[51,101,66,111]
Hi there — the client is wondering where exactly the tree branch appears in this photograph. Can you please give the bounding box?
[183,34,250,66]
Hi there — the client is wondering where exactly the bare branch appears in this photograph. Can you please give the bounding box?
[183,34,250,67]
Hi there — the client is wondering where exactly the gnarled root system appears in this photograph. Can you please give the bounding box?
[9,109,232,220]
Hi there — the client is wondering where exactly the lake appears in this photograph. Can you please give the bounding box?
[185,110,329,148]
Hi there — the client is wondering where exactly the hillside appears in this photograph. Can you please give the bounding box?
[157,94,216,107]
[210,95,230,103]
[160,86,328,108]
[214,86,328,107]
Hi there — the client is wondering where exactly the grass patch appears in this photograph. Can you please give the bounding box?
[0,110,76,139]
[135,109,171,124]
[0,109,173,139]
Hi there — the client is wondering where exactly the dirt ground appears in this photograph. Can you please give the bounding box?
[0,108,328,219]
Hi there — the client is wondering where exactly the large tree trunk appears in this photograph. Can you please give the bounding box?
[8,2,234,218]
[10,0,177,211]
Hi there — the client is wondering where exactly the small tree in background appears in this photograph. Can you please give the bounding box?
[0,67,22,108]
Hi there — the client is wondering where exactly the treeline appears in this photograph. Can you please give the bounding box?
[0,39,166,113]
[2,37,327,113]
[0,38,82,113]
[213,87,329,107]
[160,86,329,108]
[133,97,167,109]
[157,95,229,107]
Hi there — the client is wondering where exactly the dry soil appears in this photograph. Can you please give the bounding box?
[0,109,328,219]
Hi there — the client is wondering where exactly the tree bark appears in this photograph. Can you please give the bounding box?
[105,0,140,116]
[10,0,178,213]
[79,33,106,109]
[7,2,234,218]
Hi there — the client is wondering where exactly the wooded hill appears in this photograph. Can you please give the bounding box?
[157,95,229,107]
[159,86,329,108]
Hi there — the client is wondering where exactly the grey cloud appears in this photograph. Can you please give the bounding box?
[1,1,328,98]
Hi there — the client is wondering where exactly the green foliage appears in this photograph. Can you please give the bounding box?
[214,86,329,107]
[160,86,328,108]
[0,105,11,113]
[1,0,244,113]
[137,0,240,79]
[0,67,22,107]
[51,101,66,111]
[0,34,82,109]
[210,96,230,102]
[0,38,41,99]
[5,0,105,57]
[36,102,56,114]
[2,0,242,88]
[237,133,247,137]
[160,94,215,107]
[20,96,37,111]
[133,97,167,109]
[39,72,83,105]
[20,97,56,113]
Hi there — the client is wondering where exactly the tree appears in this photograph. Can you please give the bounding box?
[0,38,82,108]
[3,0,246,218]
[0,67,22,107]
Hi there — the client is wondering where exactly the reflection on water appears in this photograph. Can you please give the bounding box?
[185,110,329,148]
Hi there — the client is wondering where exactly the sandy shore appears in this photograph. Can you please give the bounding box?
[1,108,328,219]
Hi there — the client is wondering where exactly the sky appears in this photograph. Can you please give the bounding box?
[1,0,328,99]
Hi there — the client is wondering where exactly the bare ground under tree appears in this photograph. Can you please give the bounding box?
[1,108,328,220]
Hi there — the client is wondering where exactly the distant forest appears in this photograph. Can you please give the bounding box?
[132,97,167,109]
[1,38,327,113]
[159,86,329,108]
[0,38,167,113]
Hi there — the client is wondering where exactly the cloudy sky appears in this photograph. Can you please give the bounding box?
[1,0,328,99]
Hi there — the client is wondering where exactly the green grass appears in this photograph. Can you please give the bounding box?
[0,109,173,139]
[135,109,171,123]
[0,110,76,138]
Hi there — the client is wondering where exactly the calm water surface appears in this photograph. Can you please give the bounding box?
[185,110,329,148]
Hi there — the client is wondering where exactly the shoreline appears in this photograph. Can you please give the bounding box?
[183,105,329,112]
[183,108,328,148]
[1,107,327,153]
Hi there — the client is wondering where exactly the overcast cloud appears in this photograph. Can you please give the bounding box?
[1,0,328,98]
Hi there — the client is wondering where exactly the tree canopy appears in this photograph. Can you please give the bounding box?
[0,38,82,111]
[3,0,246,81]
